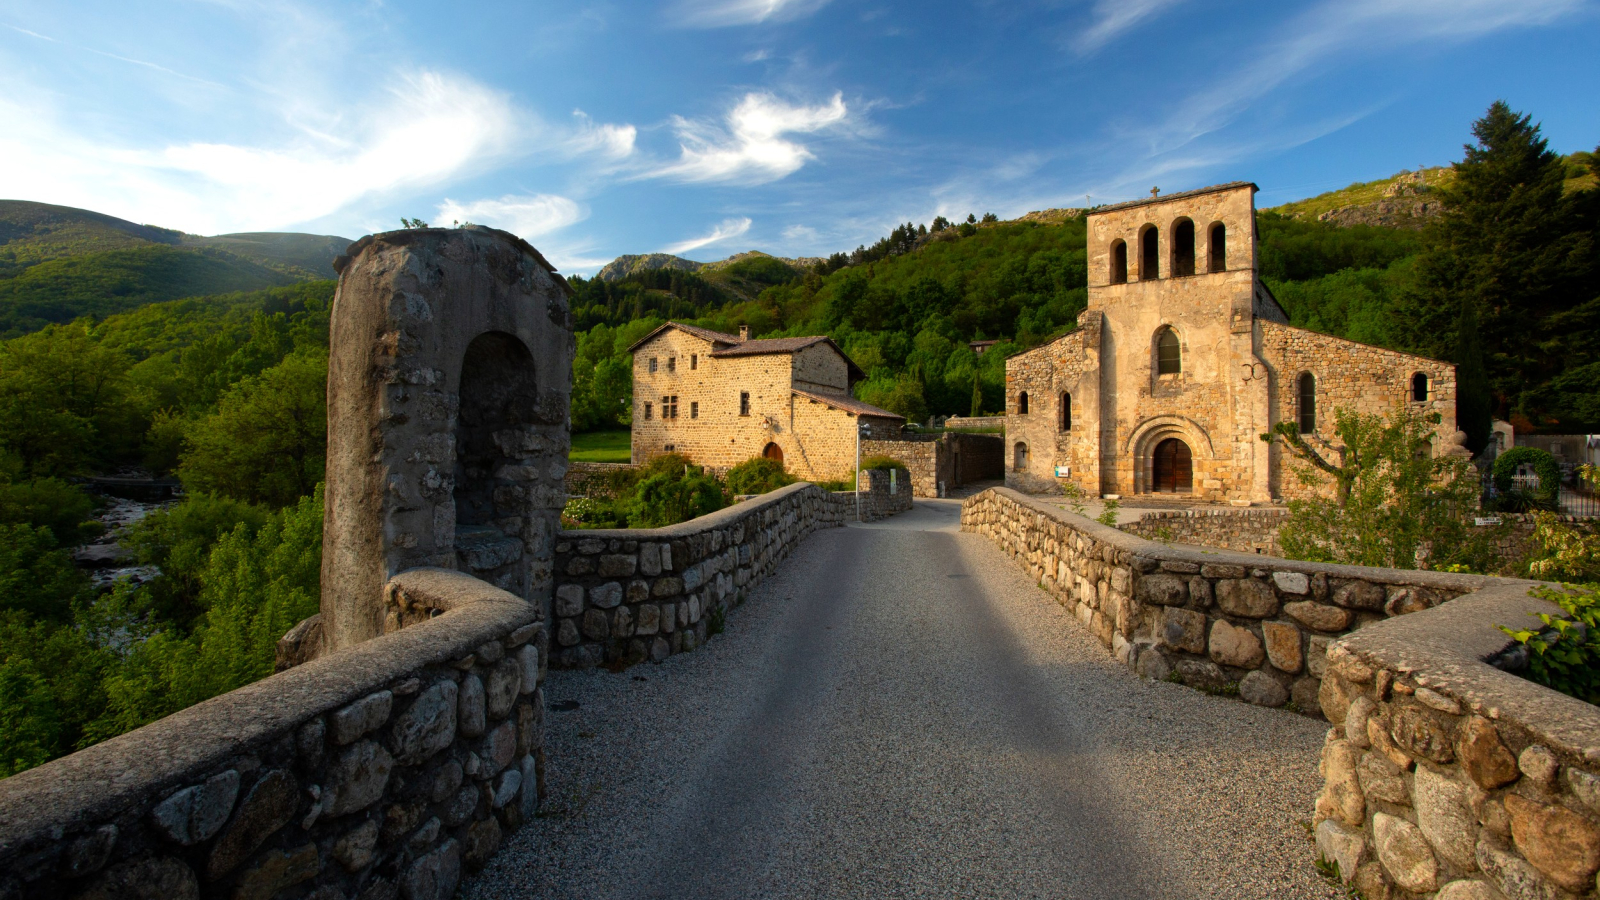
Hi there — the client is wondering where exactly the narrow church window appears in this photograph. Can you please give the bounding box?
[739,392,751,416]
[1411,372,1429,402]
[1013,442,1029,472]
[644,402,652,420]
[1173,218,1195,276]
[691,354,698,370]
[1209,223,1227,272]
[1298,373,1316,433]
[691,401,699,419]
[649,357,658,373]
[1060,393,1071,431]
[1140,225,1159,280]
[667,356,676,373]
[1109,240,1128,284]
[1156,328,1181,375]
[1018,392,1029,414]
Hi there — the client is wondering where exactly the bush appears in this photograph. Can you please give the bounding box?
[725,457,795,495]
[1492,447,1561,504]
[0,477,100,545]
[860,454,909,472]
[0,523,92,621]
[1501,584,1600,705]
[627,464,727,528]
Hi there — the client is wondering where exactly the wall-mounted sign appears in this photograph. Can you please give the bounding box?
[1054,466,1071,477]
[1474,516,1502,526]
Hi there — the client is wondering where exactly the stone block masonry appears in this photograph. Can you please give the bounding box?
[1121,508,1289,556]
[961,487,1536,718]
[0,569,546,900]
[862,432,1005,498]
[563,462,635,500]
[550,474,909,670]
[1316,585,1600,899]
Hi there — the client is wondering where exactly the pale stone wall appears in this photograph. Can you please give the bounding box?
[961,487,1517,717]
[943,416,1006,431]
[1258,320,1458,501]
[550,478,908,669]
[791,342,849,394]
[1121,508,1289,556]
[1005,328,1097,495]
[1315,587,1600,900]
[862,432,1005,497]
[0,570,546,900]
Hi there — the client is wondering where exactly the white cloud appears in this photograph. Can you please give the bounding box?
[567,110,637,160]
[0,69,519,234]
[661,217,752,255]
[668,0,831,28]
[1071,0,1185,55]
[435,193,585,238]
[641,92,849,185]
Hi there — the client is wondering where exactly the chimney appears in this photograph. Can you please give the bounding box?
[739,325,750,342]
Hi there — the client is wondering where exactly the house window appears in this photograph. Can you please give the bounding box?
[649,357,658,373]
[1411,372,1429,402]
[739,392,750,416]
[1172,218,1195,277]
[664,444,675,452]
[1297,373,1316,433]
[667,356,676,373]
[1140,225,1159,281]
[691,354,698,370]
[661,395,678,419]
[644,401,652,420]
[1017,392,1029,415]
[1060,393,1071,431]
[691,401,699,419]
[1109,240,1128,284]
[1209,223,1227,272]
[1156,328,1181,375]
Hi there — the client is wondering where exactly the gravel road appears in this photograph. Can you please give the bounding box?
[467,499,1340,900]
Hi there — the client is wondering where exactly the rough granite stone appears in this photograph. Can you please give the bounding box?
[1316,819,1367,882]
[390,681,459,766]
[333,818,379,872]
[486,658,521,720]
[457,675,486,739]
[1157,607,1206,654]
[1505,793,1600,891]
[1262,621,1303,673]
[331,691,394,745]
[1239,671,1288,707]
[325,741,394,817]
[1414,765,1477,869]
[1208,620,1264,668]
[150,770,239,846]
[1216,579,1278,618]
[401,840,461,900]
[207,769,299,878]
[1458,716,1519,790]
[1374,812,1439,894]
[232,844,319,900]
[73,856,198,900]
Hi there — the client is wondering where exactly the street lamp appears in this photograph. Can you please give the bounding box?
[857,419,872,522]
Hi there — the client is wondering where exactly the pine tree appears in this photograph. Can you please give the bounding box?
[970,371,983,417]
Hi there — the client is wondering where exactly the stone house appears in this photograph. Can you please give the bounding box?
[629,322,903,481]
[1005,182,1457,504]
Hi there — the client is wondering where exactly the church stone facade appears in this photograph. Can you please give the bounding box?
[1005,182,1456,505]
[630,322,903,481]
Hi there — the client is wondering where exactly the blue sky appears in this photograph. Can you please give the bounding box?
[2,0,1597,275]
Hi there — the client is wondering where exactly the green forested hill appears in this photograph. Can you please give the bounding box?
[0,200,349,336]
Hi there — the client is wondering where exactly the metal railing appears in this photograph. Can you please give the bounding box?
[1482,472,1600,517]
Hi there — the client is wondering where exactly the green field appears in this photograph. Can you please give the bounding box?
[571,429,631,463]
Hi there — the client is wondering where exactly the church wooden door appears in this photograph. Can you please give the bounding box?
[763,442,784,466]
[1153,438,1192,493]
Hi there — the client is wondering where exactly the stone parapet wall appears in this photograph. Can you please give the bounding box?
[0,569,546,900]
[961,487,1525,717]
[862,439,939,497]
[862,433,1004,498]
[563,461,636,499]
[551,477,908,670]
[942,416,1006,431]
[1315,585,1600,899]
[1121,508,1289,556]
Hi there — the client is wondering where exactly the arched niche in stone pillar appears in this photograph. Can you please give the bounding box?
[320,226,574,653]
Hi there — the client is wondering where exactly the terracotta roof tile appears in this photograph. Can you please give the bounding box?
[791,388,904,420]
[708,336,829,356]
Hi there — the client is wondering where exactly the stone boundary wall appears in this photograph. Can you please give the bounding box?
[961,487,1530,717]
[863,433,1005,498]
[1121,508,1290,556]
[942,416,1006,431]
[0,569,546,900]
[551,475,909,669]
[563,462,635,500]
[1315,585,1600,899]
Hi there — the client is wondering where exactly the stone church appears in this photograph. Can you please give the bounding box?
[1005,182,1457,505]
[629,322,904,481]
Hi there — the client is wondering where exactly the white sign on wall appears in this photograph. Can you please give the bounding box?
[1054,466,1072,477]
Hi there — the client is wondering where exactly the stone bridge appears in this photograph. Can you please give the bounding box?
[1,228,1595,900]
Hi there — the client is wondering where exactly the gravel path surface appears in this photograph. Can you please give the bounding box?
[467,499,1339,900]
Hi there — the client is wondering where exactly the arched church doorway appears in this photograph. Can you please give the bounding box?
[1152,438,1192,493]
[762,442,784,465]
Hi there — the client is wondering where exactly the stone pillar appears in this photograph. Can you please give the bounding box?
[320,226,574,653]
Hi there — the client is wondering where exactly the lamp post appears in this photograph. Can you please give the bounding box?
[857,419,871,522]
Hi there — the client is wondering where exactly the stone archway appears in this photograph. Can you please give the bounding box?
[763,442,784,466]
[1125,415,1213,496]
[1152,438,1193,493]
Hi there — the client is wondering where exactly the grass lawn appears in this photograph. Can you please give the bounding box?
[571,430,631,463]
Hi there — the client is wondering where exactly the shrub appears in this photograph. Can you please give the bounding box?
[860,454,909,472]
[627,465,727,528]
[0,477,101,545]
[1492,447,1561,504]
[725,457,795,495]
[1501,583,1600,705]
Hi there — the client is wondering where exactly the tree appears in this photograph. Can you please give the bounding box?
[1401,101,1599,429]
[970,371,983,417]
[180,349,328,507]
[1262,406,1499,571]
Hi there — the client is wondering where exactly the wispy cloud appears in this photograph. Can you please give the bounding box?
[2,22,225,86]
[566,110,637,161]
[641,92,850,184]
[661,217,752,255]
[667,0,831,28]
[435,193,585,237]
[0,69,519,234]
[1070,0,1185,55]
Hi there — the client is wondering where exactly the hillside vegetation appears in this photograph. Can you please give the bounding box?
[0,200,348,336]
